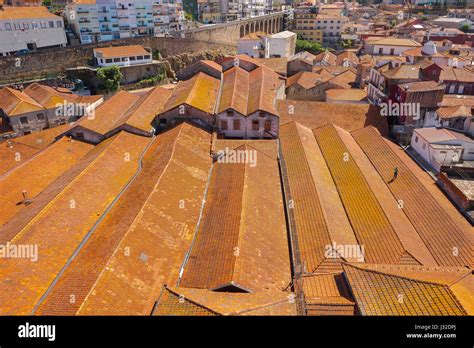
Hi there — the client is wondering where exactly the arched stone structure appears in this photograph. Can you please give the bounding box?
[245,23,250,36]
[250,22,255,33]
[240,25,245,38]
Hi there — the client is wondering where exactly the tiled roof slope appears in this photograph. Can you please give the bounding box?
[180,144,290,292]
[352,126,473,268]
[76,123,212,315]
[162,72,220,115]
[277,100,389,136]
[0,137,94,228]
[279,122,358,273]
[343,263,472,315]
[313,124,407,264]
[218,65,282,116]
[302,273,356,316]
[153,286,296,316]
[75,90,140,136]
[0,140,39,176]
[0,132,152,314]
[36,125,189,315]
[11,124,71,150]
[0,87,43,116]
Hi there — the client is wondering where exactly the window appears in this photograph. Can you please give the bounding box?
[113,58,120,62]
[32,22,38,29]
[106,58,112,63]
[137,56,143,60]
[220,120,228,130]
[23,23,29,29]
[415,136,418,143]
[252,120,259,131]
[378,48,383,54]
[36,114,45,121]
[226,110,233,117]
[20,117,28,125]
[49,21,55,28]
[264,120,272,131]
[57,21,63,28]
[40,21,47,28]
[5,23,12,30]
[233,119,240,130]
[390,48,395,55]
[259,111,265,118]
[14,23,21,30]
[422,143,426,150]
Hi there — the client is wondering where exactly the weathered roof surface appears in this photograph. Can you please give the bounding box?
[369,37,422,47]
[11,124,71,150]
[93,45,150,59]
[327,70,356,89]
[24,83,102,110]
[0,6,60,19]
[437,105,472,119]
[352,126,473,268]
[36,124,207,315]
[398,80,445,92]
[180,144,290,292]
[0,87,43,116]
[383,65,420,80]
[163,72,220,114]
[440,67,474,83]
[124,86,173,132]
[314,124,408,265]
[302,273,356,316]
[0,137,94,228]
[254,57,288,76]
[214,139,278,160]
[76,123,212,315]
[326,88,367,101]
[279,122,358,273]
[441,94,474,107]
[218,66,282,116]
[0,131,151,314]
[277,100,389,136]
[289,51,317,65]
[0,140,40,176]
[154,287,296,316]
[286,71,331,89]
[314,51,338,66]
[343,263,472,316]
[76,90,140,135]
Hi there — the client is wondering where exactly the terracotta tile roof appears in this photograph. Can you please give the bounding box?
[313,124,407,264]
[289,51,317,65]
[369,37,422,47]
[326,88,367,101]
[36,124,207,315]
[76,124,212,315]
[352,126,473,268]
[218,66,282,116]
[286,71,331,89]
[254,58,288,76]
[93,45,150,59]
[343,263,472,315]
[440,67,474,83]
[0,6,60,20]
[326,70,356,89]
[163,72,220,115]
[0,137,93,228]
[441,94,474,107]
[336,50,359,66]
[123,86,173,132]
[76,90,140,135]
[383,65,420,80]
[280,122,346,273]
[23,83,102,110]
[180,144,290,292]
[398,80,445,92]
[0,87,43,116]
[437,105,472,119]
[0,139,40,176]
[0,131,151,314]
[214,139,278,160]
[277,100,389,136]
[153,286,296,316]
[302,273,356,315]
[314,51,338,66]
[11,124,70,150]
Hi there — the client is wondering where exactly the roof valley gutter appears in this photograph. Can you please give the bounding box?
[176,156,215,287]
[31,134,158,315]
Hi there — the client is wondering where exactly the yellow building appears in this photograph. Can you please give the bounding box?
[294,9,323,43]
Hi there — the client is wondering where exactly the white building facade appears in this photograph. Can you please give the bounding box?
[0,6,67,56]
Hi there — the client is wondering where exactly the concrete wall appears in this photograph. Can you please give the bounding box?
[0,36,235,84]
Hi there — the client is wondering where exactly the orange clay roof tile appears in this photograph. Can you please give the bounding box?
[0,87,44,116]
[93,45,150,59]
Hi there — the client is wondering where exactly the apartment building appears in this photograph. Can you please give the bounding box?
[66,0,154,44]
[316,14,347,44]
[294,4,323,43]
[153,0,184,34]
[0,6,67,56]
[198,0,270,24]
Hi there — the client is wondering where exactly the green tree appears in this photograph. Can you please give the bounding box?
[460,24,470,33]
[97,66,123,92]
[295,38,324,55]
[184,12,194,21]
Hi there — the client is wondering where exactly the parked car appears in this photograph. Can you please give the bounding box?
[15,49,30,56]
